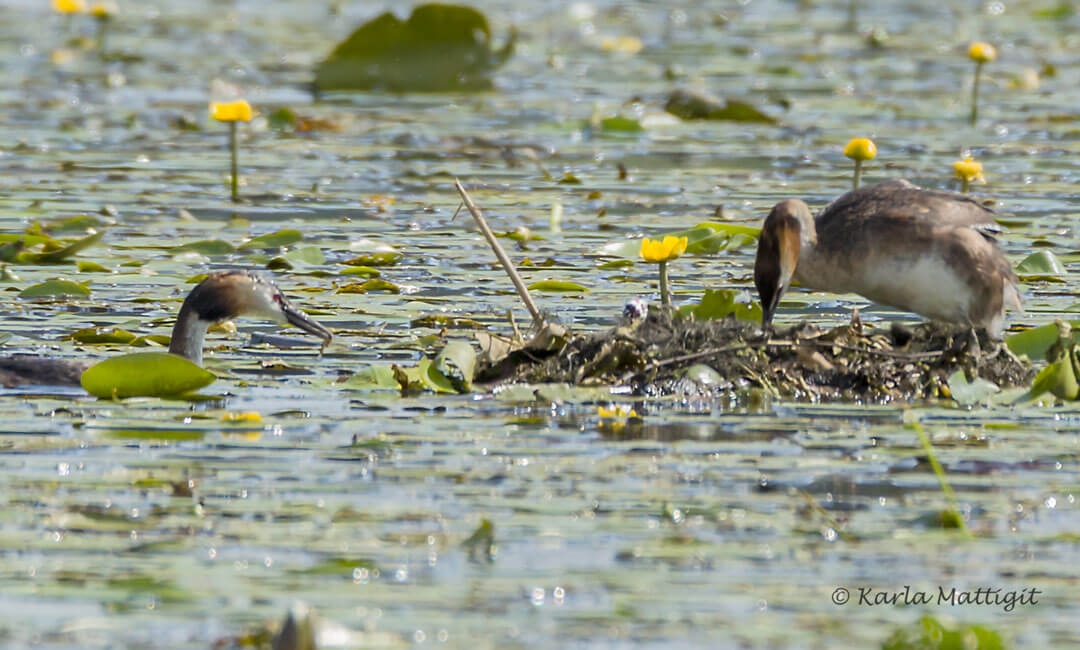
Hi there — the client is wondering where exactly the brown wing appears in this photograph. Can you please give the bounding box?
[812,179,1002,260]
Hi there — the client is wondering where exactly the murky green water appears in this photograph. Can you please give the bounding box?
[1,0,1079,647]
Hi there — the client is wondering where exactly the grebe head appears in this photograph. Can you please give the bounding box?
[170,271,332,364]
[754,199,812,328]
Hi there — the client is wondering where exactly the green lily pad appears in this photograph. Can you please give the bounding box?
[341,265,381,278]
[339,365,400,391]
[665,89,777,124]
[678,289,762,323]
[314,4,515,92]
[76,260,110,273]
[946,370,999,405]
[343,252,402,267]
[528,280,589,293]
[71,327,138,345]
[19,278,91,298]
[417,357,457,394]
[1006,321,1080,360]
[434,340,476,393]
[882,616,1003,650]
[238,229,303,250]
[599,116,644,132]
[20,231,105,264]
[80,352,216,399]
[337,279,400,294]
[168,239,236,256]
[1016,250,1066,281]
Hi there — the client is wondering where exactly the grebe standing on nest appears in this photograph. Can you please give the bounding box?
[754,179,1022,337]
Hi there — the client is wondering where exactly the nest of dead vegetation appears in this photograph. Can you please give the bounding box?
[475,309,1034,403]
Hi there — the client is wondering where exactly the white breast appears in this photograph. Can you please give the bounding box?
[795,251,976,325]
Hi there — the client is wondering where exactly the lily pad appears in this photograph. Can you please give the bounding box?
[70,327,138,345]
[337,279,400,294]
[339,365,400,391]
[665,89,777,124]
[80,352,216,399]
[19,278,91,298]
[168,239,236,256]
[946,370,999,405]
[678,289,762,323]
[314,4,515,92]
[1016,250,1066,281]
[434,340,476,392]
[19,231,105,264]
[341,265,381,278]
[1006,321,1080,360]
[238,229,303,250]
[528,280,589,293]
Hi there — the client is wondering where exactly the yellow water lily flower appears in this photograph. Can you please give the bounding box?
[52,0,85,14]
[210,99,254,123]
[639,236,688,263]
[843,137,877,161]
[598,405,637,419]
[221,411,262,423]
[968,41,996,64]
[953,157,985,184]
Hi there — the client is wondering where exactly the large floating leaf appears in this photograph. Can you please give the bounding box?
[81,352,216,399]
[1016,250,1066,281]
[528,280,589,293]
[314,4,515,92]
[678,289,762,323]
[19,278,91,298]
[168,239,236,256]
[19,231,104,264]
[665,89,777,124]
[238,229,303,250]
[1006,321,1080,360]
[71,327,138,345]
[946,370,999,405]
[337,279,400,294]
[434,340,476,392]
[339,365,400,391]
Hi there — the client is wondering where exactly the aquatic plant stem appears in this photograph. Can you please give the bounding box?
[659,261,671,307]
[970,61,983,126]
[96,17,108,59]
[455,180,543,327]
[911,417,973,538]
[961,177,970,193]
[229,122,239,202]
[852,159,863,190]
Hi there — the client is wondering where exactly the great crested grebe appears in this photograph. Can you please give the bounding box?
[754,179,1022,337]
[0,270,332,387]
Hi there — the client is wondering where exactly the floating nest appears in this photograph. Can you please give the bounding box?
[475,309,1034,402]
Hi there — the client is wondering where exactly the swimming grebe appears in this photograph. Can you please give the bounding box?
[0,270,332,387]
[754,179,1022,337]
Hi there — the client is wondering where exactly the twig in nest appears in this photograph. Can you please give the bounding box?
[455,180,543,328]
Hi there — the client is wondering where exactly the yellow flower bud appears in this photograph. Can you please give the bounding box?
[843,138,877,162]
[210,99,254,123]
[52,0,85,14]
[221,411,262,423]
[639,236,688,263]
[968,41,996,64]
[953,157,985,184]
[90,1,116,18]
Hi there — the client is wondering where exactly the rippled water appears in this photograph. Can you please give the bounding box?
[1,0,1079,647]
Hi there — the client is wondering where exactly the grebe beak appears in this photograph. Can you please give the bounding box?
[279,297,333,344]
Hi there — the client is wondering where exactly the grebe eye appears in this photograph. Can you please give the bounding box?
[273,294,283,304]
